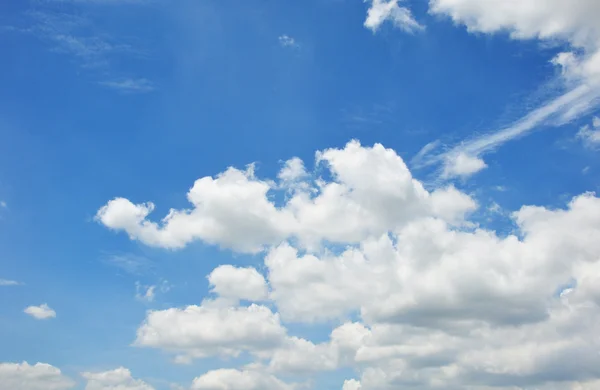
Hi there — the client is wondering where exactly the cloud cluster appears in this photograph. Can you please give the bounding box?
[97,141,600,389]
[97,141,476,253]
[0,362,74,390]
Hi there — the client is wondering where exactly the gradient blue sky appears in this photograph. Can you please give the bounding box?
[1,1,600,389]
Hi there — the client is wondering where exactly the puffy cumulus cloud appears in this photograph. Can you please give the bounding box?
[442,152,488,178]
[106,143,600,388]
[82,367,154,390]
[364,0,424,33]
[429,0,600,48]
[268,322,370,373]
[268,193,600,326]
[208,265,268,302]
[343,379,361,390]
[96,164,295,253]
[191,369,293,390]
[134,300,287,362]
[24,303,56,320]
[429,0,600,83]
[0,362,75,390]
[97,141,477,253]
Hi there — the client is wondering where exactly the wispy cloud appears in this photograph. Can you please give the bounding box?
[102,253,155,276]
[0,279,22,286]
[364,0,424,33]
[577,116,600,150]
[414,83,600,178]
[135,280,170,303]
[100,78,155,94]
[135,282,156,302]
[3,5,153,92]
[340,102,407,131]
[278,34,299,49]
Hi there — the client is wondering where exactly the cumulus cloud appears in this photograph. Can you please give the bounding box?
[364,0,423,33]
[99,142,600,388]
[191,369,292,390]
[208,265,268,302]
[97,141,477,253]
[24,304,56,320]
[82,367,154,390]
[0,362,74,390]
[134,301,287,362]
[442,152,488,178]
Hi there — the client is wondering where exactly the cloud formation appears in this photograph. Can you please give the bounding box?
[0,362,74,390]
[82,367,154,390]
[364,0,423,33]
[24,304,57,320]
[97,141,476,253]
[94,142,600,389]
[0,278,21,286]
[410,0,600,177]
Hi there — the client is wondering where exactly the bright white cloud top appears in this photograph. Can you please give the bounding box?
[82,367,154,390]
[94,141,600,389]
[24,304,56,320]
[3,0,600,389]
[413,0,600,177]
[0,362,74,390]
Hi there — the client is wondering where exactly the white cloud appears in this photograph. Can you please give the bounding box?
[0,278,21,286]
[134,301,287,362]
[343,379,361,390]
[277,157,307,185]
[135,282,156,302]
[0,362,75,390]
[98,143,600,388]
[100,78,155,94]
[191,369,292,390]
[97,141,477,253]
[364,0,423,33]
[24,304,56,320]
[577,116,600,149]
[208,265,268,302]
[82,367,154,390]
[410,0,600,177]
[278,35,298,48]
[442,152,488,178]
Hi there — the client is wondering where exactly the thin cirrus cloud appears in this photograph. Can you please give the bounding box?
[0,279,22,286]
[411,0,600,178]
[3,4,153,93]
[99,78,155,94]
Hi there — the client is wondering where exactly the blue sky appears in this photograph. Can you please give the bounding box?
[1,1,600,389]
